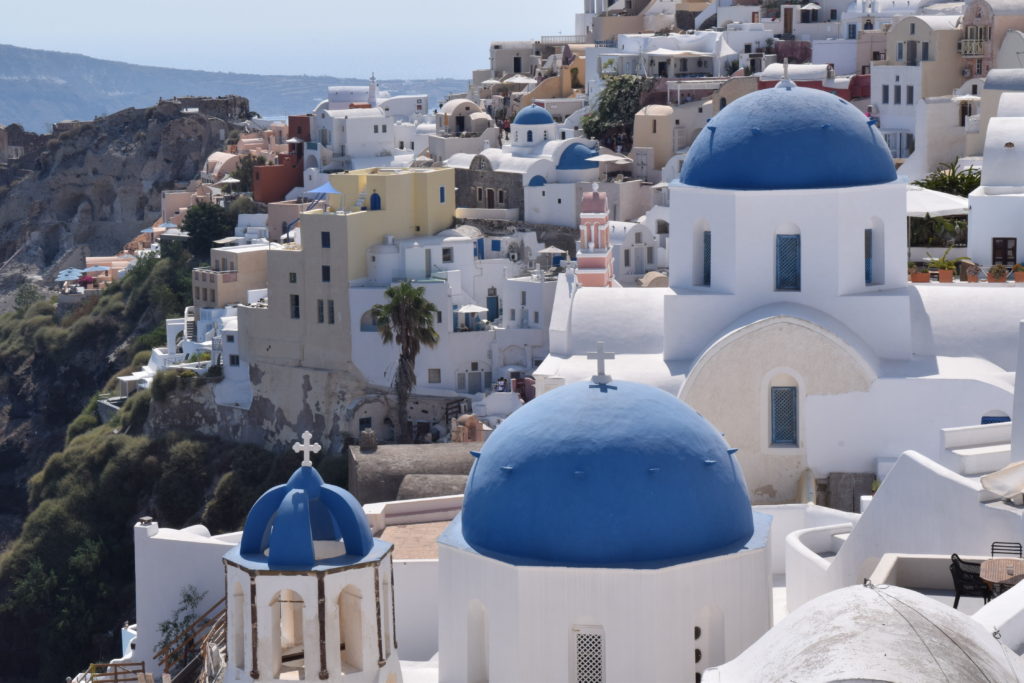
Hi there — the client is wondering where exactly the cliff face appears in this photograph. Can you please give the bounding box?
[0,99,245,544]
[0,97,245,308]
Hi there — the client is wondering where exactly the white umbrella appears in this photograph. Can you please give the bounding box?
[285,137,305,144]
[214,177,241,186]
[457,304,489,314]
[590,153,629,163]
[538,246,567,255]
[907,184,969,218]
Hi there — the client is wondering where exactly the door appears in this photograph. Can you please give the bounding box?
[486,189,495,208]
[513,56,522,73]
[907,40,918,66]
[455,115,466,133]
[993,238,1018,266]
[783,7,793,34]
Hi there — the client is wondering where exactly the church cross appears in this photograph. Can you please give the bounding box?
[293,430,321,467]
[587,341,615,386]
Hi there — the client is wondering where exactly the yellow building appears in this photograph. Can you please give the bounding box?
[238,167,456,371]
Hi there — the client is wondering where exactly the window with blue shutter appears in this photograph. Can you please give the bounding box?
[776,235,801,291]
[981,415,1011,425]
[702,230,712,286]
[864,229,873,285]
[491,239,501,252]
[771,386,798,446]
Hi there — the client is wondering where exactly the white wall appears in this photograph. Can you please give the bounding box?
[812,39,858,76]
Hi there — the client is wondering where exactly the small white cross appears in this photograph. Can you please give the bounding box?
[587,341,615,385]
[293,431,321,467]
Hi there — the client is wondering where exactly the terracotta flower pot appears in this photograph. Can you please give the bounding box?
[967,273,979,283]
[937,269,954,283]
[990,274,1008,283]
[910,272,930,283]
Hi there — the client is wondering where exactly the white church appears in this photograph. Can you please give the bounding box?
[538,79,1024,504]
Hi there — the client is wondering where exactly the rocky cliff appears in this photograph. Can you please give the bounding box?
[0,97,246,309]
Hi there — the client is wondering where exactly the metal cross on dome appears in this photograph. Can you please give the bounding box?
[293,430,321,467]
[587,341,615,386]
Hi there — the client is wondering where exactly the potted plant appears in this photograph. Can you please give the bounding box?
[962,260,981,283]
[928,246,959,283]
[1013,264,1024,282]
[909,263,930,283]
[988,263,1009,283]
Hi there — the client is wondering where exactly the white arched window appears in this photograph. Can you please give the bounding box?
[468,600,489,683]
[339,585,363,672]
[270,589,305,678]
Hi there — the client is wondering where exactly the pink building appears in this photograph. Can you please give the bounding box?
[576,188,615,287]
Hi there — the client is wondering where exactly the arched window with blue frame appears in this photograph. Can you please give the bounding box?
[370,192,382,211]
[527,130,534,143]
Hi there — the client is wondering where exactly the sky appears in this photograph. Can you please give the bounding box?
[1,0,583,79]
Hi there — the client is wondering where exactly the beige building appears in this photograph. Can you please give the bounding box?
[192,243,273,309]
[871,15,965,157]
[960,0,1024,78]
[238,166,456,372]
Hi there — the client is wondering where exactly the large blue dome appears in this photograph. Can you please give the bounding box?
[681,84,896,190]
[461,380,754,566]
[513,104,555,126]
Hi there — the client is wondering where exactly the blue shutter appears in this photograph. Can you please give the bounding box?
[491,239,501,252]
[702,230,712,286]
[771,386,798,445]
[776,235,801,291]
[864,229,873,285]
[981,415,1011,425]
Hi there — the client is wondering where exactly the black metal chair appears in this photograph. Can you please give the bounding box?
[950,554,993,609]
[991,541,1023,558]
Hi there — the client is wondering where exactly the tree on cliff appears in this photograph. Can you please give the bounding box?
[581,74,654,150]
[182,202,232,258]
[371,282,439,443]
[230,154,266,193]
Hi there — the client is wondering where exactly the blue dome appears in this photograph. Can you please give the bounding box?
[237,464,375,569]
[513,104,555,126]
[556,142,599,170]
[681,85,896,190]
[461,381,754,566]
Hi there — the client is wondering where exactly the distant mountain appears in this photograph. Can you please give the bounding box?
[0,44,466,132]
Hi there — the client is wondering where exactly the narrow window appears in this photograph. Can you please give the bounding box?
[442,247,454,263]
[922,42,929,61]
[907,85,914,104]
[882,85,889,104]
[572,625,605,683]
[322,265,331,282]
[864,229,874,285]
[328,300,335,324]
[373,124,379,133]
[229,354,240,366]
[533,311,539,324]
[317,299,324,323]
[321,231,331,248]
[290,294,300,319]
[894,85,902,105]
[436,310,443,324]
[520,291,526,305]
[775,234,801,291]
[527,130,533,143]
[428,368,441,383]
[702,230,712,286]
[771,386,798,446]
[624,250,631,267]
[897,42,904,61]
[440,186,446,203]
[289,272,297,284]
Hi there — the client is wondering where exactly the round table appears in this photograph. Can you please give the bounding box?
[980,558,1024,588]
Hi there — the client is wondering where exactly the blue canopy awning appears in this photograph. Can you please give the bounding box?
[304,182,342,195]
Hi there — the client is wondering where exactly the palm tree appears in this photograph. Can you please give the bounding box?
[372,281,439,443]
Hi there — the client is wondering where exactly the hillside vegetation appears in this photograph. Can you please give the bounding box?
[0,245,345,679]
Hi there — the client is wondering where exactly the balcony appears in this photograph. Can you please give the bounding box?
[193,268,239,284]
[959,39,986,56]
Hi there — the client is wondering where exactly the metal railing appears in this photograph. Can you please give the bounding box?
[154,596,226,675]
[80,662,146,683]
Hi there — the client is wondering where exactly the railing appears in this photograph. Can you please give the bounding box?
[154,596,226,675]
[540,34,588,44]
[81,662,146,683]
[193,269,239,284]
[959,39,986,56]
